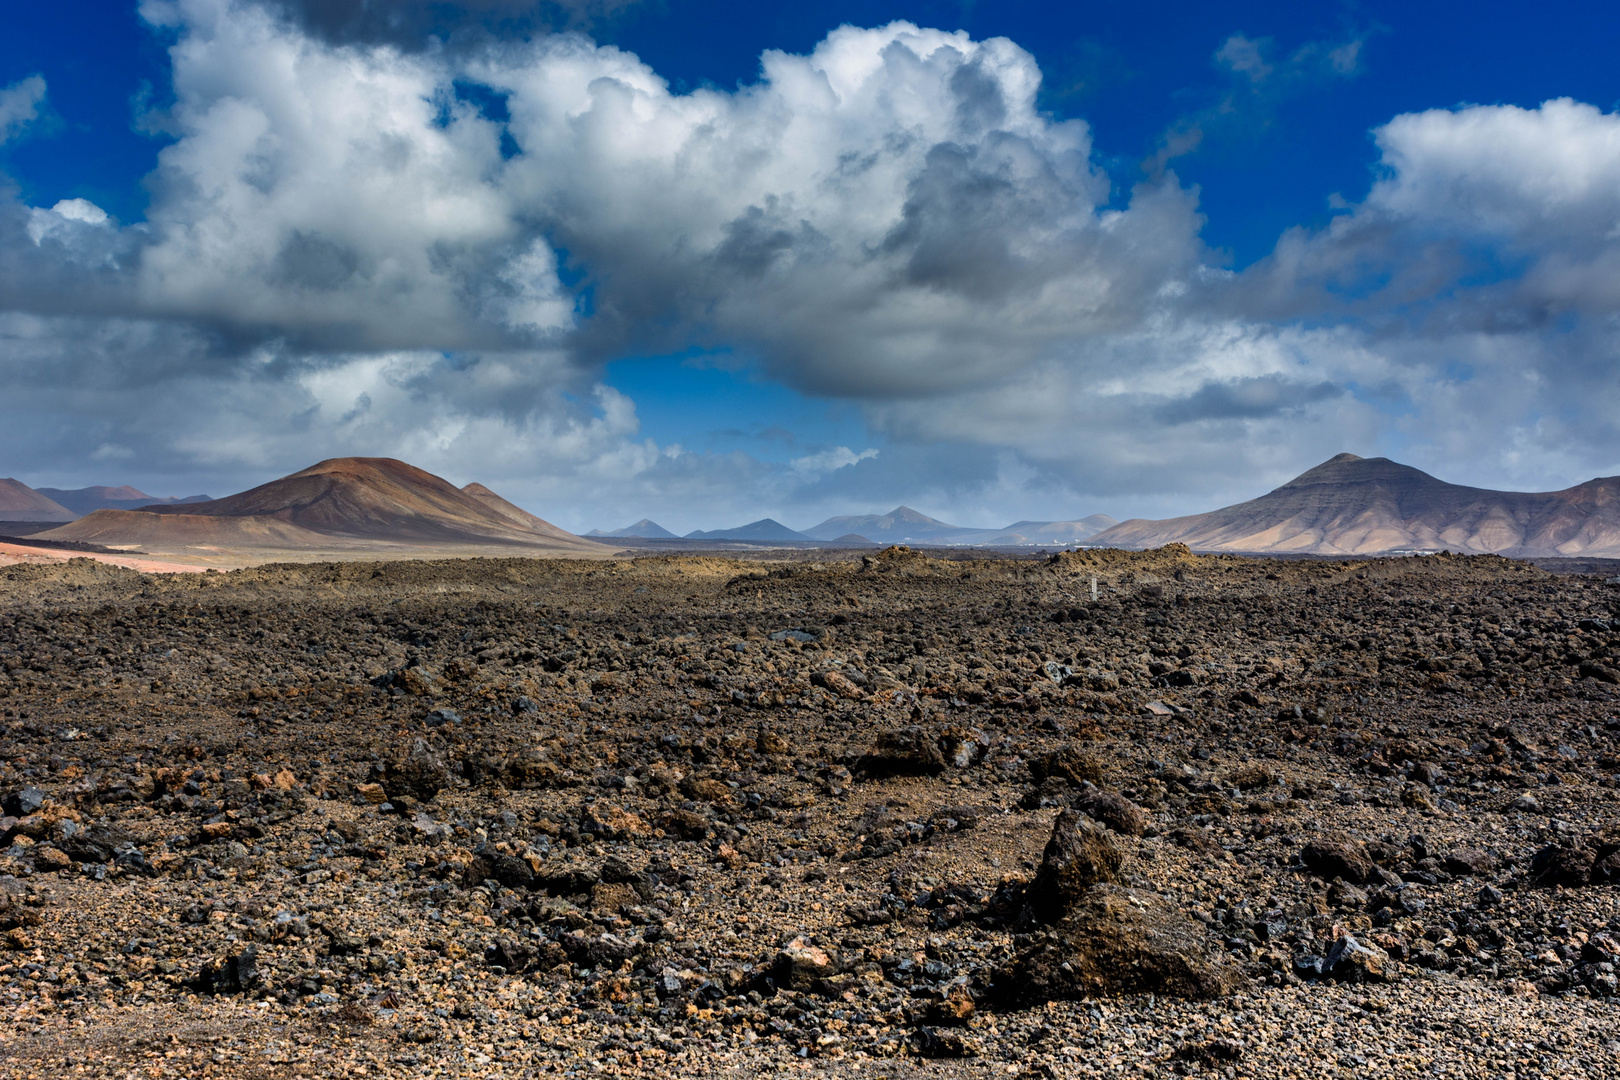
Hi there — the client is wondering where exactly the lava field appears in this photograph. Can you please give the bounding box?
[1,546,1619,1078]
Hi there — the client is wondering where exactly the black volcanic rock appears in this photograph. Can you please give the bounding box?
[4,543,1620,1070]
[1028,809,1123,921]
[1000,885,1241,1003]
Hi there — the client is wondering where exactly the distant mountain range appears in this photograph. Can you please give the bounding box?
[587,506,1119,547]
[0,479,77,522]
[802,506,1118,546]
[36,486,213,515]
[684,518,809,542]
[22,450,1615,560]
[2,481,214,523]
[1091,453,1620,557]
[584,455,1620,556]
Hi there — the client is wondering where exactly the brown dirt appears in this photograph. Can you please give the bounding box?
[0,544,210,575]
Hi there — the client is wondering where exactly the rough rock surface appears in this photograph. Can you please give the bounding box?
[0,547,1618,1076]
[1301,839,1377,884]
[1027,809,1122,921]
[1000,884,1243,1003]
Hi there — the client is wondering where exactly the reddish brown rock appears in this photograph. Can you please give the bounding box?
[1300,839,1375,884]
[854,727,946,778]
[999,885,1242,1004]
[579,802,650,841]
[1028,745,1104,786]
[1072,789,1152,836]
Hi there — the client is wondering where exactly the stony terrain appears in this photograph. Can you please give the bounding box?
[0,545,1618,1078]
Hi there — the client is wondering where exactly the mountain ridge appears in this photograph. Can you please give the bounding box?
[802,505,1117,546]
[588,519,678,539]
[36,486,213,515]
[40,458,602,553]
[0,479,77,523]
[1089,453,1620,557]
[684,518,809,542]
[459,483,586,547]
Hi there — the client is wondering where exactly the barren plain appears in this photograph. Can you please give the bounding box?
[1,546,1619,1078]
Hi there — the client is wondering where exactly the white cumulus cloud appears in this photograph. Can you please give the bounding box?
[1,2,1619,526]
[789,446,879,479]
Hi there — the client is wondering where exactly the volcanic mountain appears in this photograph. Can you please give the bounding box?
[35,486,212,515]
[459,483,589,547]
[587,519,678,539]
[0,479,76,523]
[40,458,602,554]
[684,519,810,542]
[1090,453,1620,557]
[803,506,961,543]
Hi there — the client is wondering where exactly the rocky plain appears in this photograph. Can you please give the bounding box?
[0,545,1618,1078]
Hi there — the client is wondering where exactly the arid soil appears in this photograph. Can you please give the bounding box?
[1,546,1618,1078]
[0,541,210,576]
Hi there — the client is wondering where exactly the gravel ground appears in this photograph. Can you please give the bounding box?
[0,546,1617,1077]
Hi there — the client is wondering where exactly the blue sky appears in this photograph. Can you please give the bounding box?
[2,0,1619,532]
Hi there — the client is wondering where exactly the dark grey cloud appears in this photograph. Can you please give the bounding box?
[1154,376,1341,425]
[263,0,641,48]
[0,199,142,318]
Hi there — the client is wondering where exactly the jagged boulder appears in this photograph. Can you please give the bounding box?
[196,946,259,995]
[1070,789,1152,837]
[1028,745,1103,787]
[854,727,946,778]
[1027,809,1122,923]
[1530,843,1595,887]
[773,938,838,991]
[383,739,454,802]
[1300,839,1375,884]
[997,885,1242,1004]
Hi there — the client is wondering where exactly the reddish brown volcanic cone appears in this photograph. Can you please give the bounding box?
[40,509,335,549]
[460,482,585,546]
[65,484,147,501]
[1090,453,1620,557]
[42,458,601,553]
[0,478,76,522]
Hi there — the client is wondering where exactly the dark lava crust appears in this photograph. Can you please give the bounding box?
[0,546,1618,1077]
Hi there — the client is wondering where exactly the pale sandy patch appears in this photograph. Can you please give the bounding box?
[0,541,210,574]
